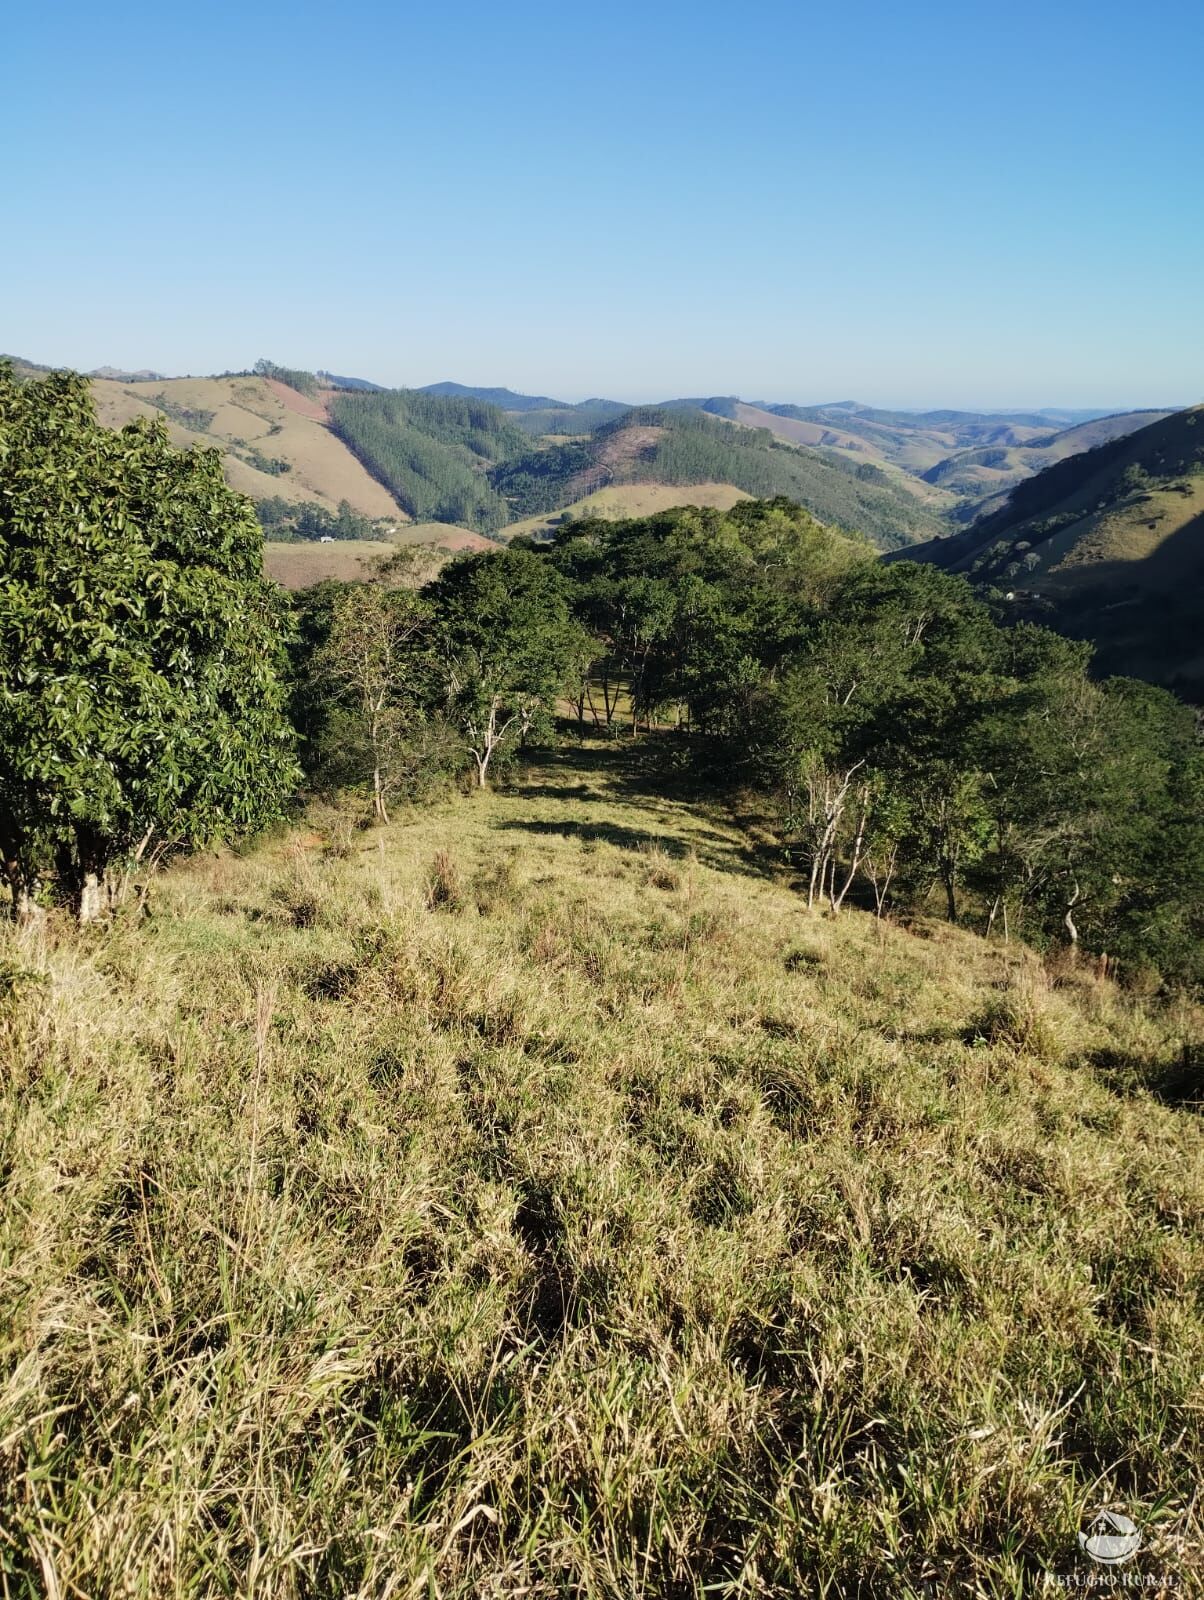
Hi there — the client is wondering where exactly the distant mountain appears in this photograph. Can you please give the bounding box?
[418,381,569,412]
[89,364,169,382]
[706,398,1177,520]
[897,406,1204,696]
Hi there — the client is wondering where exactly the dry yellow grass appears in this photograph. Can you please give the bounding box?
[263,539,403,589]
[500,483,752,541]
[90,377,405,519]
[1,737,1201,1595]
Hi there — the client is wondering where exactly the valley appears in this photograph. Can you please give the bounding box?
[901,406,1204,694]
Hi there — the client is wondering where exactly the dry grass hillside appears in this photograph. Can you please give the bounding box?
[264,526,498,591]
[90,376,405,520]
[1,738,1201,1596]
[500,483,752,541]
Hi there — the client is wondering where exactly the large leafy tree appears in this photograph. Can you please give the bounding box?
[429,548,590,787]
[301,583,437,822]
[0,364,298,919]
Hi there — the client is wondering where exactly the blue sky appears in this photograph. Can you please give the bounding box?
[4,0,1201,408]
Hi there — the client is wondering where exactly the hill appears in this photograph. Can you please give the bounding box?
[511,398,633,436]
[418,385,633,438]
[920,409,1177,515]
[747,401,1171,504]
[87,372,406,520]
[647,397,1171,522]
[499,481,752,540]
[316,369,386,391]
[491,407,947,549]
[898,406,1204,695]
[2,736,1201,1592]
[418,380,569,411]
[328,389,531,531]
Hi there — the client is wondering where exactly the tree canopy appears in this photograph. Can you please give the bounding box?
[0,363,298,919]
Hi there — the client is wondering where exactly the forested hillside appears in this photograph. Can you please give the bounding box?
[492,407,946,549]
[900,406,1204,695]
[511,398,633,436]
[328,390,530,530]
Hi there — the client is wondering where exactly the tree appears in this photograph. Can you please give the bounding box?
[309,585,432,822]
[0,365,298,920]
[429,549,590,787]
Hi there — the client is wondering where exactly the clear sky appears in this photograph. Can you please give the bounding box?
[4,0,1201,409]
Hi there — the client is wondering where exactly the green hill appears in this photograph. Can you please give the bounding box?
[921,410,1177,515]
[328,389,531,531]
[511,399,633,436]
[491,406,946,550]
[418,380,569,411]
[898,406,1204,695]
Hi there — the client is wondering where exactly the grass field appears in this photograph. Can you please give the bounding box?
[1,737,1201,1595]
[500,483,752,541]
[263,539,402,589]
[263,526,498,590]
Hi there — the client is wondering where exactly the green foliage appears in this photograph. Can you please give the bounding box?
[512,400,632,436]
[301,584,442,821]
[329,390,529,531]
[0,363,298,916]
[238,444,291,476]
[256,496,388,541]
[542,498,866,734]
[144,391,217,432]
[291,551,592,793]
[532,500,1202,985]
[427,548,592,784]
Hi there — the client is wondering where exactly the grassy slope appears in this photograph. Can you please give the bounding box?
[263,539,404,589]
[264,524,495,590]
[499,482,752,541]
[90,377,405,519]
[900,406,1204,692]
[1,740,1201,1594]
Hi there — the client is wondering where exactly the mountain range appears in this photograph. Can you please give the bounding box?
[5,353,1200,692]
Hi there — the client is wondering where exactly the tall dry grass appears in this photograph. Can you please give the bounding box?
[0,741,1200,1596]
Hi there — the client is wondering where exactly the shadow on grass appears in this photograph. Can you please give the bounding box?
[493,816,691,857]
[495,729,790,883]
[1087,1042,1202,1111]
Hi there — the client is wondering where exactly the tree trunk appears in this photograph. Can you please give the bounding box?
[372,763,389,824]
[78,872,103,924]
[942,866,958,923]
